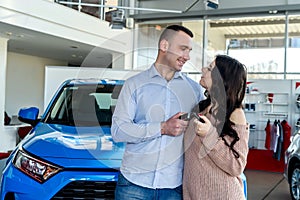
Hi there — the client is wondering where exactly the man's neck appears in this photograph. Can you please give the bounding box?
[154,62,176,81]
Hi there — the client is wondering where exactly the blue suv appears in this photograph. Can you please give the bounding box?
[0,79,125,200]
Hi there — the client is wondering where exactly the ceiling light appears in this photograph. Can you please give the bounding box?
[5,32,12,36]
[269,10,278,14]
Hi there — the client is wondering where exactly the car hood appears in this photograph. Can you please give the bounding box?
[22,123,124,168]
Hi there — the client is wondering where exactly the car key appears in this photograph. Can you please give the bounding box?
[192,112,205,123]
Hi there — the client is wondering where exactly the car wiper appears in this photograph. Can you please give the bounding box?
[46,119,75,126]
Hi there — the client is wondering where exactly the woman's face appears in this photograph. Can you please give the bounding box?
[200,60,215,90]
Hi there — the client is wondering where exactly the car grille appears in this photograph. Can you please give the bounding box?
[51,181,116,200]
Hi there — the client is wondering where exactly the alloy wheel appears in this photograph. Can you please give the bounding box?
[291,167,300,200]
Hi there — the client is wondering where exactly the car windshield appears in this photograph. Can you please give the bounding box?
[44,83,122,127]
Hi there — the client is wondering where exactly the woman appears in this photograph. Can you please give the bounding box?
[183,55,249,200]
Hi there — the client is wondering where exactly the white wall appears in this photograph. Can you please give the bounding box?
[0,38,8,130]
[5,52,67,116]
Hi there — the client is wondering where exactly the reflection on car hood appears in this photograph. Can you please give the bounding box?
[22,123,124,168]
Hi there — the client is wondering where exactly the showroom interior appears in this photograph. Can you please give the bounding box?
[1,0,300,199]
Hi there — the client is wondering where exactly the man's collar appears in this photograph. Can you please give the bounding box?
[149,64,184,79]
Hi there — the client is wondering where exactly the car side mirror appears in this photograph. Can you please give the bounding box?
[18,107,40,127]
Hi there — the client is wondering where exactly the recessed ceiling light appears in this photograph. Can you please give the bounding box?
[269,10,278,14]
[5,32,12,36]
[155,25,161,31]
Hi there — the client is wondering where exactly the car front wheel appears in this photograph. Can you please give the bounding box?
[290,164,300,200]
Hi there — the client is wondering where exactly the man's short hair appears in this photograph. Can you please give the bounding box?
[158,25,193,47]
[165,25,194,38]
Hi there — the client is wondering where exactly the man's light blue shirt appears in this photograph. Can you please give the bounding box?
[111,65,204,189]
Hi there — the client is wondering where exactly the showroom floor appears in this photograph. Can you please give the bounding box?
[245,169,291,200]
[0,158,292,199]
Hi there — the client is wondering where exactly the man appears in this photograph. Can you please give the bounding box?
[111,25,204,199]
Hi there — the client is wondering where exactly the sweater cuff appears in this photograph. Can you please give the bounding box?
[200,126,219,151]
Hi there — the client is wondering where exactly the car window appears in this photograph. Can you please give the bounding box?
[44,84,121,127]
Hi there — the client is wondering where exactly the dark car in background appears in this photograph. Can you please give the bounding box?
[0,79,125,200]
[284,130,300,200]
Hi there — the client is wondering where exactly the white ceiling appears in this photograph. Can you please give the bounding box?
[209,15,300,39]
[0,21,95,66]
[1,11,300,67]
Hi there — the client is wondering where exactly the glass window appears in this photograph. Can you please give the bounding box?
[45,84,121,127]
[134,21,204,75]
[206,15,286,79]
[133,24,163,70]
[287,14,300,75]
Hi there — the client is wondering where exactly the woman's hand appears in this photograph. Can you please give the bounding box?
[193,115,211,137]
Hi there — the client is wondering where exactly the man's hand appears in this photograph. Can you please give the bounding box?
[161,112,189,136]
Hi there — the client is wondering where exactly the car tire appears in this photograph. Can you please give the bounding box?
[290,164,300,200]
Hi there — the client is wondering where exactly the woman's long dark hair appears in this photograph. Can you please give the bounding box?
[199,55,247,158]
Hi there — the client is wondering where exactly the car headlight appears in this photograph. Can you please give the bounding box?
[13,150,62,183]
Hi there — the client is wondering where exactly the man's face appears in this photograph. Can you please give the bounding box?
[165,31,193,72]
